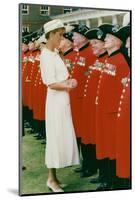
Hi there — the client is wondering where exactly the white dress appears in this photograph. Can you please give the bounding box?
[40,48,80,168]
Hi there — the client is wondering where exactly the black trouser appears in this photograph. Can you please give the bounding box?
[76,137,81,155]
[98,159,116,187]
[113,177,131,189]
[33,119,46,139]
[22,106,27,136]
[81,143,97,172]
[97,158,109,182]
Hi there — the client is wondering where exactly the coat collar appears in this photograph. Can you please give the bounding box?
[63,48,73,56]
[78,42,89,52]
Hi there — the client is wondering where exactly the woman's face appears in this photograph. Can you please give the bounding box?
[51,28,65,49]
[90,39,105,56]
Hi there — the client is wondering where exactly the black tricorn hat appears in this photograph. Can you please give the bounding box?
[22,37,29,44]
[31,32,38,42]
[98,23,123,41]
[99,23,130,43]
[98,23,119,34]
[84,28,106,41]
[63,31,73,42]
[71,24,90,37]
[116,25,130,43]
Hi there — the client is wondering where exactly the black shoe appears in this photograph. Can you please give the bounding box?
[80,170,97,178]
[36,136,45,140]
[41,141,46,145]
[90,177,103,184]
[96,182,111,191]
[22,166,26,170]
[74,167,83,173]
[34,134,40,137]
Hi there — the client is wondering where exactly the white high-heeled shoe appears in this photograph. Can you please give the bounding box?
[46,181,64,193]
[59,183,68,188]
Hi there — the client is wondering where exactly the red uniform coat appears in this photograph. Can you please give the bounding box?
[22,50,30,106]
[33,66,47,121]
[81,53,108,145]
[23,50,35,107]
[63,48,76,72]
[116,74,130,178]
[28,50,40,110]
[33,69,40,119]
[36,76,47,121]
[70,43,96,137]
[95,50,130,160]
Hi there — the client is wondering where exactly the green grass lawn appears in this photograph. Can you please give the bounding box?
[21,129,99,195]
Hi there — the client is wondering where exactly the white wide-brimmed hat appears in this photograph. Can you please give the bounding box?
[43,19,65,35]
[44,19,74,35]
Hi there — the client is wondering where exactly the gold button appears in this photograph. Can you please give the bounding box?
[118,107,121,111]
[95,96,98,105]
[121,95,124,99]
[122,89,126,93]
[85,84,88,87]
[119,101,122,105]
[126,84,128,87]
[84,94,86,97]
[86,80,89,83]
[117,113,120,117]
[88,75,90,78]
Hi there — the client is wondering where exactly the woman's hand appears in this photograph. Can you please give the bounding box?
[48,79,78,91]
[65,79,78,92]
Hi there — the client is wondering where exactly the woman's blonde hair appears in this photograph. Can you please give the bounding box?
[45,27,65,40]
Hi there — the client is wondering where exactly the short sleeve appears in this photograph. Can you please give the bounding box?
[40,50,57,86]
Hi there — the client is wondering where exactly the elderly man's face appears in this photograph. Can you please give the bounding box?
[59,38,72,52]
[126,37,130,57]
[104,34,122,50]
[28,42,35,51]
[72,32,87,48]
[22,43,28,52]
[90,39,105,56]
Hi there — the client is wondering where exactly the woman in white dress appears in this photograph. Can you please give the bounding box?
[40,19,80,192]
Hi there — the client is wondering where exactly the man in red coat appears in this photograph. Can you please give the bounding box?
[95,24,130,190]
[23,34,36,132]
[22,36,29,136]
[115,25,131,189]
[21,35,30,170]
[80,28,108,182]
[59,31,76,72]
[31,35,47,142]
[70,24,97,177]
